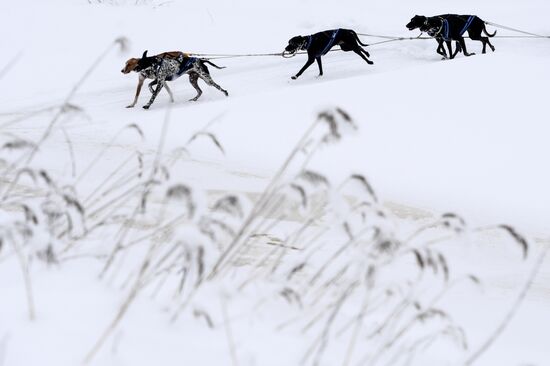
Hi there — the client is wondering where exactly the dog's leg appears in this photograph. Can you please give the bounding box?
[445,40,456,59]
[127,76,145,108]
[358,46,373,63]
[143,79,165,109]
[451,42,461,58]
[188,73,203,101]
[164,82,175,103]
[197,71,229,97]
[467,32,485,54]
[485,37,495,52]
[457,37,475,56]
[353,48,374,65]
[292,55,315,79]
[436,39,448,59]
[316,57,323,76]
[471,34,495,54]
[148,80,158,94]
[455,41,462,53]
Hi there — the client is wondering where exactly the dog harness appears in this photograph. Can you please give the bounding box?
[459,16,475,36]
[304,29,340,56]
[437,19,451,41]
[319,29,340,56]
[177,57,197,76]
[305,36,313,50]
[437,16,475,41]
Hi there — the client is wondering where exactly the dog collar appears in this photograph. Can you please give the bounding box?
[303,36,313,50]
[432,18,449,40]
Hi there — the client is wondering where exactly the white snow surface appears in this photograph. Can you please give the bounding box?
[0,0,549,365]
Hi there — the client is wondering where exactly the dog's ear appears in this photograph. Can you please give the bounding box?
[142,50,148,59]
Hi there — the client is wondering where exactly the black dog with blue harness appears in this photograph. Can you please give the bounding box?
[407,14,461,59]
[284,28,373,80]
[421,15,496,59]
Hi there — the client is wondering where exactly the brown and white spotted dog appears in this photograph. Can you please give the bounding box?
[121,50,229,109]
[121,51,184,108]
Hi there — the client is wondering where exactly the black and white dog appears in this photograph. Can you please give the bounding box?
[284,28,373,80]
[124,50,229,109]
[411,15,496,59]
[407,15,461,59]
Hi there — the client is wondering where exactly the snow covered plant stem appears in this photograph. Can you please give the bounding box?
[84,108,173,364]
[168,109,355,323]
[0,37,128,201]
[207,109,354,279]
[27,37,127,163]
[9,233,35,321]
[205,115,320,278]
[84,241,161,364]
[464,246,548,366]
[99,108,171,278]
[0,52,22,81]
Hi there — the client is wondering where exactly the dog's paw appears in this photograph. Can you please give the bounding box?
[142,105,150,110]
[125,104,135,108]
[367,60,374,65]
[223,90,229,97]
[291,75,298,80]
[189,97,199,102]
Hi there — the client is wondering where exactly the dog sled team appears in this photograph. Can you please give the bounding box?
[122,14,497,109]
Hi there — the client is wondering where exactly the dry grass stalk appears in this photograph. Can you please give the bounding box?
[9,233,35,321]
[221,298,240,366]
[1,99,536,366]
[464,247,547,366]
[0,52,22,80]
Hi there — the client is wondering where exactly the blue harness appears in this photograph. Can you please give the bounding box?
[459,16,475,36]
[319,29,340,56]
[440,16,474,41]
[304,29,340,56]
[164,57,197,81]
[440,19,450,41]
[177,57,197,76]
[305,35,313,50]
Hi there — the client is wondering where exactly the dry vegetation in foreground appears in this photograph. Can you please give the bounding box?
[0,38,546,366]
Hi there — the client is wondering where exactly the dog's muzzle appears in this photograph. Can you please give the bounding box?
[285,45,298,53]
[282,49,297,58]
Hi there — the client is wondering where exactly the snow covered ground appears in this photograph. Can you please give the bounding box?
[0,0,549,365]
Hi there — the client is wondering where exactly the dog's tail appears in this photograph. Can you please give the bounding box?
[202,59,226,69]
[483,23,497,37]
[351,30,369,47]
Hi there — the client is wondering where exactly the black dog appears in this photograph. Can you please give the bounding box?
[407,15,461,59]
[420,15,496,58]
[284,28,373,80]
[130,51,228,109]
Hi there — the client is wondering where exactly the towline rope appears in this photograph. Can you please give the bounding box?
[485,21,550,38]
[188,23,550,60]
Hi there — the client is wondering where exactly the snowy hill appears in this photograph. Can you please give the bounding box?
[0,0,549,365]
